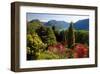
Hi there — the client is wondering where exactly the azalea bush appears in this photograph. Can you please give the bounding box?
[48,43,67,58]
[72,43,89,58]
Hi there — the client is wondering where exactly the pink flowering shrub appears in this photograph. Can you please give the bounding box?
[48,43,89,59]
[48,43,66,55]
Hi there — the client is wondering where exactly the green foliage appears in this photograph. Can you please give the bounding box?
[27,33,47,60]
[67,22,75,48]
[59,30,67,42]
[52,26,61,42]
[27,19,42,34]
[75,30,89,45]
[27,33,47,51]
[37,51,60,59]
[46,27,57,45]
[37,26,57,46]
[52,26,67,43]
[36,26,48,43]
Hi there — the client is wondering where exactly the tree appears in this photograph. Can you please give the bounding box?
[36,26,48,44]
[60,30,66,42]
[46,27,57,46]
[27,19,42,34]
[37,26,57,46]
[52,26,61,42]
[75,30,89,45]
[67,22,75,48]
[27,33,47,60]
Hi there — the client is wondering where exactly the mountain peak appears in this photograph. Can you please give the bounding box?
[44,20,69,31]
[74,19,89,30]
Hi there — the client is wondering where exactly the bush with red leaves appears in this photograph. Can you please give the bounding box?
[73,44,89,58]
[48,43,66,55]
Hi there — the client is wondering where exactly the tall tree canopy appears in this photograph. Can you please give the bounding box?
[67,22,75,48]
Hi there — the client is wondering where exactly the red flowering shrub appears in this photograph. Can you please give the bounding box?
[73,51,79,58]
[73,44,89,58]
[48,43,88,59]
[48,43,66,55]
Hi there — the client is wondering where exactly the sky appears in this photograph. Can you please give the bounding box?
[27,13,89,23]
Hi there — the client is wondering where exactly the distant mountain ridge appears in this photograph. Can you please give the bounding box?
[74,19,89,30]
[44,20,69,31]
[28,19,89,31]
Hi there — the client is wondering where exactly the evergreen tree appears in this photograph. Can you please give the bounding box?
[67,22,75,48]
[46,27,57,46]
[52,26,60,42]
[36,26,48,43]
[60,30,65,42]
[37,26,57,46]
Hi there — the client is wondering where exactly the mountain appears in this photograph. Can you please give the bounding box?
[44,20,69,31]
[27,19,89,32]
[74,19,89,30]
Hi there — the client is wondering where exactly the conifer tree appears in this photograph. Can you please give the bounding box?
[67,22,75,48]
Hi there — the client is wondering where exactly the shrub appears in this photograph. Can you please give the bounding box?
[27,33,46,52]
[72,43,89,58]
[27,33,47,60]
[48,43,67,58]
[48,43,66,54]
[75,30,89,45]
[37,51,60,59]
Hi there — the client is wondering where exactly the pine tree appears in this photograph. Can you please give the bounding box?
[52,26,61,42]
[67,22,75,48]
